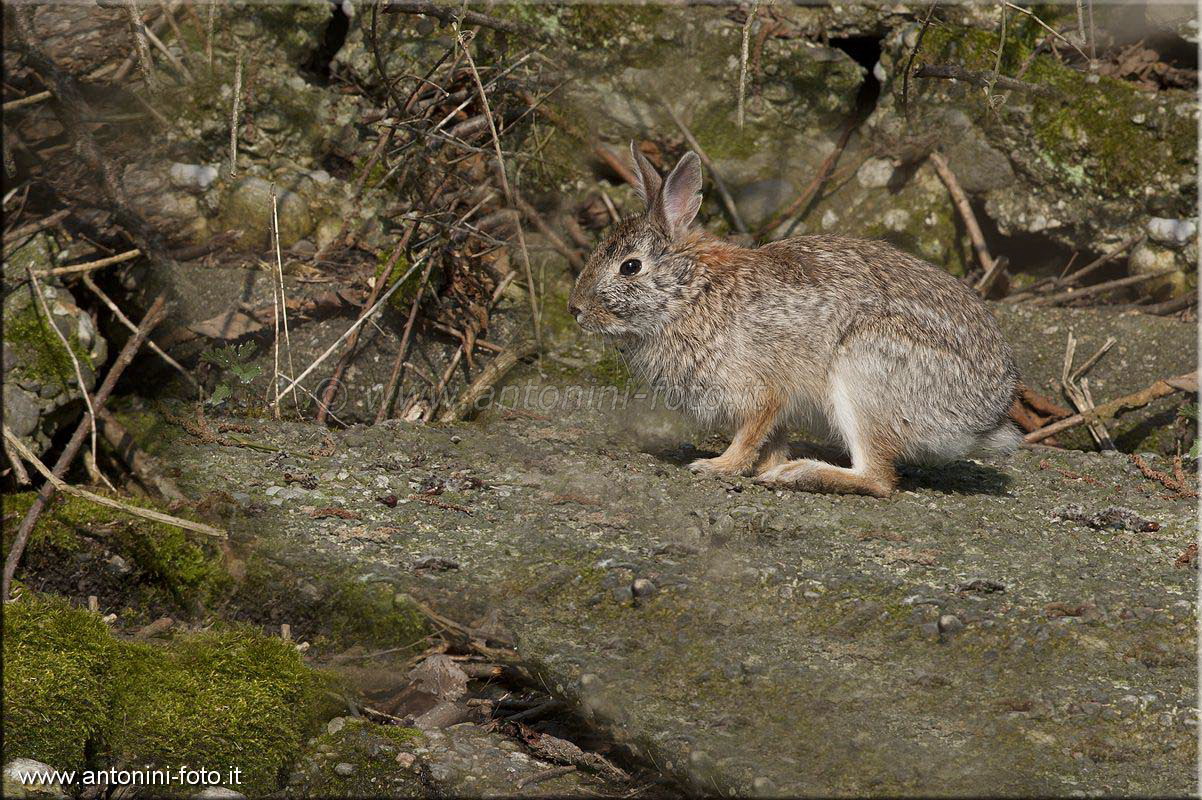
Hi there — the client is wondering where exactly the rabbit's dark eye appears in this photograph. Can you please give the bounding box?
[619,258,642,276]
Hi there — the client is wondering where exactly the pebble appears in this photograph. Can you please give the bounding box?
[753,776,778,796]
[632,578,657,597]
[395,752,416,768]
[334,762,356,777]
[327,717,347,735]
[195,788,246,800]
[937,614,964,634]
[1147,216,1197,245]
[168,162,218,190]
[611,585,634,604]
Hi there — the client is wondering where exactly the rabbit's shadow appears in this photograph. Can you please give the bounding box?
[655,441,1011,497]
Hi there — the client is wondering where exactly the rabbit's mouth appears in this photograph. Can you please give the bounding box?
[574,308,625,336]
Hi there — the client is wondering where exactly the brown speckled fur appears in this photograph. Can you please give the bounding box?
[568,147,1020,497]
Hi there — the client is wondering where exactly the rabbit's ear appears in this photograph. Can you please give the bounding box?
[629,141,662,208]
[653,151,703,239]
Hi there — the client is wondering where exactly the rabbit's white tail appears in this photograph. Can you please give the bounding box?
[973,421,1023,457]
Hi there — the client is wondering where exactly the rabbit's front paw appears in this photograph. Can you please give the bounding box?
[689,457,752,477]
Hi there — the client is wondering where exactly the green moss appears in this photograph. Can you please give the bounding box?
[108,628,328,796]
[916,22,1194,202]
[553,3,667,50]
[3,596,116,768]
[375,251,434,312]
[5,302,92,387]
[4,594,332,795]
[1027,61,1194,196]
[920,24,1032,77]
[325,580,429,650]
[2,492,80,554]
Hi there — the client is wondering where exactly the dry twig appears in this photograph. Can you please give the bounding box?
[82,274,197,390]
[33,249,142,277]
[737,1,760,129]
[455,24,542,347]
[915,64,1060,97]
[928,152,1003,294]
[1025,371,1198,444]
[440,341,538,423]
[273,256,428,407]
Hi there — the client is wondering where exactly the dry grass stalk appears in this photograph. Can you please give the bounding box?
[26,266,98,472]
[737,1,759,130]
[229,50,243,177]
[3,426,224,538]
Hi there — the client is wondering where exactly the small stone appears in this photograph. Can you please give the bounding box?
[937,614,965,634]
[4,758,66,796]
[333,762,356,777]
[194,788,246,800]
[631,578,657,598]
[326,717,347,735]
[450,435,462,444]
[611,585,634,604]
[752,776,778,796]
[856,157,895,189]
[688,749,713,770]
[395,752,415,768]
[105,554,131,575]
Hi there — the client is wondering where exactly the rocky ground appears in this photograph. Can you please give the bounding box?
[3,2,1199,797]
[144,327,1197,796]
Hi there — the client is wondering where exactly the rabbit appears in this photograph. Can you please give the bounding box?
[567,144,1021,497]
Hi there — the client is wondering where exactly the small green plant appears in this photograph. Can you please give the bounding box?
[201,342,261,406]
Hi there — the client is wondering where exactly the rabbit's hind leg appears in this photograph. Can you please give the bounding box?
[752,427,792,473]
[754,378,897,497]
[690,398,783,477]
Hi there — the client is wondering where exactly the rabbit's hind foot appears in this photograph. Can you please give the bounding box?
[688,456,755,477]
[754,458,896,498]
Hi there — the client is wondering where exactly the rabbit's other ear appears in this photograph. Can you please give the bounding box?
[629,141,663,208]
[653,151,703,240]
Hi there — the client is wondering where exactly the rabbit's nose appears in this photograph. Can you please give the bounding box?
[568,302,581,319]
